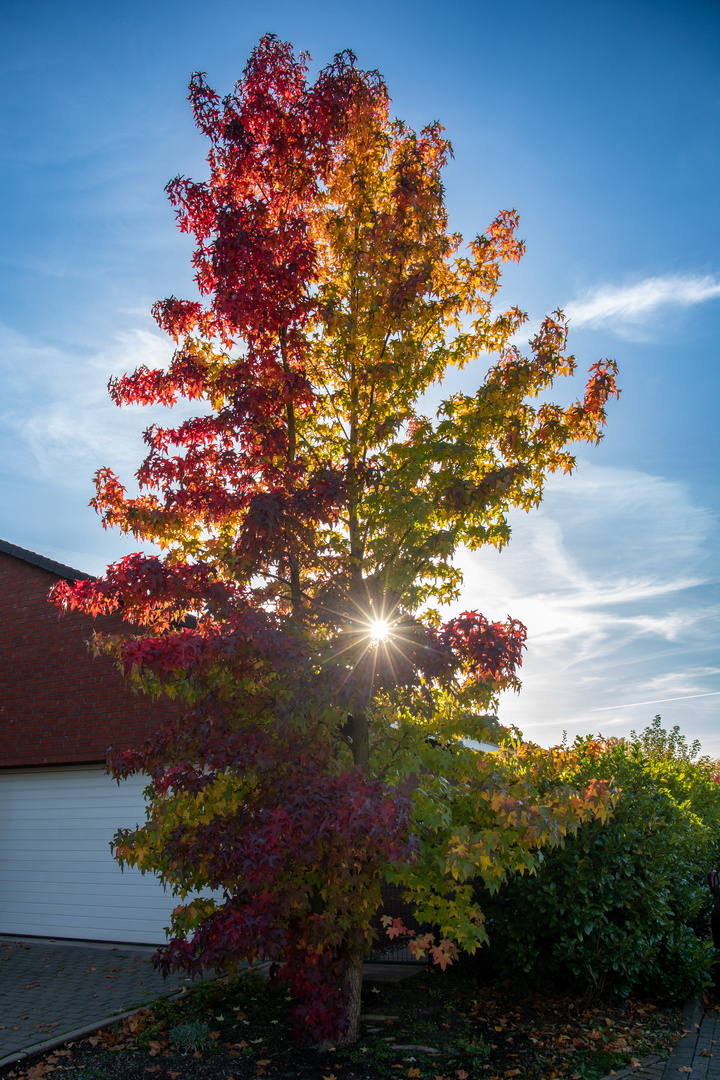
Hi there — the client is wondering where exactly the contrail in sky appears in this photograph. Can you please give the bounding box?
[592,690,720,712]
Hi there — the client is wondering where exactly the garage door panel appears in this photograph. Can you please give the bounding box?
[0,765,178,943]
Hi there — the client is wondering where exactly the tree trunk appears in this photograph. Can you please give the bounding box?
[350,710,370,770]
[335,949,364,1046]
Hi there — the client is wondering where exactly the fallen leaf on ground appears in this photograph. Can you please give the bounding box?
[677,1069,692,1074]
[322,1074,338,1080]
[256,1061,271,1067]
[630,1059,642,1068]
[408,1070,420,1078]
[701,1050,712,1057]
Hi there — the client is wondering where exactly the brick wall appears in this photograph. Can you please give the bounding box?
[0,550,180,767]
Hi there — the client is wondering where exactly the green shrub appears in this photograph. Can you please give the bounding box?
[475,718,720,1001]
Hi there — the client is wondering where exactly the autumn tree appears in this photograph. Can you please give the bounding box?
[55,35,619,1045]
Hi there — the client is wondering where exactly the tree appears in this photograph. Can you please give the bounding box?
[54,35,619,1045]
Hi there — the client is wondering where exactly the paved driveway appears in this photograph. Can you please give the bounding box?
[0,935,197,1062]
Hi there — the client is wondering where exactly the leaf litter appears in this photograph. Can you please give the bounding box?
[0,963,691,1080]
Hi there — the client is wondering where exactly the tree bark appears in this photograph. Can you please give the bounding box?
[335,949,364,1046]
[349,710,370,770]
[280,331,303,615]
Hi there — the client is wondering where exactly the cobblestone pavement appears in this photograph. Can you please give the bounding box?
[0,935,199,1061]
[658,1007,720,1079]
[598,999,716,1080]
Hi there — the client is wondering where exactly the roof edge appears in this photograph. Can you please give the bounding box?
[0,538,94,582]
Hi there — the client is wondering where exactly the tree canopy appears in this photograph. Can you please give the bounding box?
[54,35,619,1044]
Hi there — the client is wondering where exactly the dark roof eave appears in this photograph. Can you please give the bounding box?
[0,538,95,582]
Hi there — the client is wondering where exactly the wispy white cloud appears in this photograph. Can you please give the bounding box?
[565,274,720,328]
[0,321,186,490]
[454,462,720,753]
[505,272,720,348]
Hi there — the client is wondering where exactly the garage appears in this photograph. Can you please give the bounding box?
[1,538,189,945]
[0,764,177,944]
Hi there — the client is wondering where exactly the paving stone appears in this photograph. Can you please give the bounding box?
[0,935,200,1061]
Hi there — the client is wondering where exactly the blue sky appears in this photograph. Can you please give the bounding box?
[2,0,719,751]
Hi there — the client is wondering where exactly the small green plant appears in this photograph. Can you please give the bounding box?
[455,1033,490,1058]
[185,978,224,1010]
[147,997,181,1025]
[569,1049,628,1079]
[168,1020,213,1052]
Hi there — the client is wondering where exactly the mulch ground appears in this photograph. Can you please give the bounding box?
[0,962,688,1080]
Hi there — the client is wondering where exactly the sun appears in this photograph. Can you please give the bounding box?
[368,618,392,644]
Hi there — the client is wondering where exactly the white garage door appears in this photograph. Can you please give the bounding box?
[0,764,180,944]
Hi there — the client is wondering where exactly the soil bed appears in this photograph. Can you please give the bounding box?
[0,963,687,1080]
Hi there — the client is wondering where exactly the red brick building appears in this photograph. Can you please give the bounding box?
[0,539,181,944]
[0,538,177,767]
